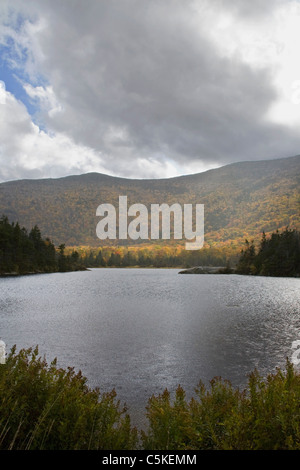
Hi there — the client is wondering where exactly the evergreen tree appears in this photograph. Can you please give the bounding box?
[236,228,300,277]
[236,239,256,275]
[0,216,85,275]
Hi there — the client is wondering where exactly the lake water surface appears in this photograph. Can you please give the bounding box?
[0,268,300,426]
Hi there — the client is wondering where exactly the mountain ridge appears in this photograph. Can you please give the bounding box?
[2,153,299,186]
[0,155,299,248]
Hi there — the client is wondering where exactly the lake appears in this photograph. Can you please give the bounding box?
[0,268,300,427]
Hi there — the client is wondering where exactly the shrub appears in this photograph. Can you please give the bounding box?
[0,346,138,450]
[1,346,300,450]
[142,360,300,450]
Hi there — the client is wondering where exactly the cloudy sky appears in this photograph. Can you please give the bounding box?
[1,0,300,182]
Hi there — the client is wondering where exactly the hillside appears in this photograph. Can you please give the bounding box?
[0,155,299,248]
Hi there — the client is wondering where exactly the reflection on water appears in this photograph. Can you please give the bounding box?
[0,268,300,426]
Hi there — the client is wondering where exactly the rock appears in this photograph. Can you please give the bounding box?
[178,266,231,274]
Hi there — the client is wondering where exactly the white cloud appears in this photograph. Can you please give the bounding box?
[1,0,300,181]
[0,85,194,182]
[0,86,107,181]
[0,81,6,104]
[23,83,63,117]
[200,0,300,127]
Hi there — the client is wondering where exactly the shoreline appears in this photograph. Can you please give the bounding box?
[0,267,88,277]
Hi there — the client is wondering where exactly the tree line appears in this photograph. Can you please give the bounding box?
[0,216,85,275]
[74,227,300,277]
[0,214,238,274]
[236,227,300,277]
[1,215,299,276]
[74,244,239,269]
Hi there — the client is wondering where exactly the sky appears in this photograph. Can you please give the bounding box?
[1,0,300,182]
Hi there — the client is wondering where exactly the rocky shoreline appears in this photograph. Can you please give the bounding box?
[178,266,236,274]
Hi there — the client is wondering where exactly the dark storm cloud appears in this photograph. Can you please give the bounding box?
[1,0,300,179]
[233,0,287,19]
[214,0,283,18]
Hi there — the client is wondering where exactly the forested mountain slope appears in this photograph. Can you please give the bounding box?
[0,155,299,247]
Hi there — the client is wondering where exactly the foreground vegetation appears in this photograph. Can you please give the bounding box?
[1,346,300,450]
[0,346,137,450]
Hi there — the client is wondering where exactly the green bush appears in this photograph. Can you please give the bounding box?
[1,346,300,450]
[0,346,138,450]
[142,360,300,450]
